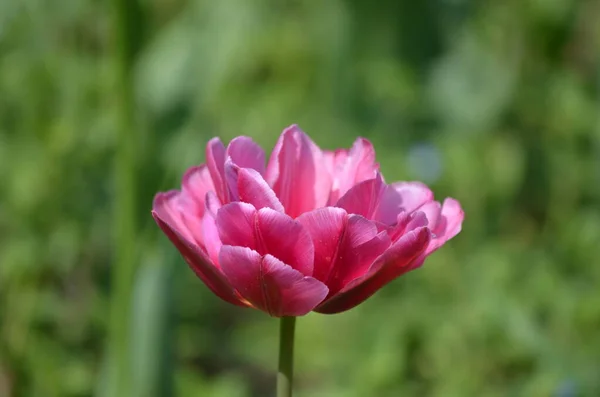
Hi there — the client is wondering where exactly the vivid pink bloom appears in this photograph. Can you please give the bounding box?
[152,125,464,316]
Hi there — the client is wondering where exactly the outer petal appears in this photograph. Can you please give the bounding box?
[181,165,214,217]
[216,203,315,276]
[226,136,266,175]
[391,181,434,213]
[425,198,464,255]
[298,208,391,295]
[316,226,431,314]
[329,138,379,203]
[153,191,196,244]
[237,168,285,212]
[266,125,332,218]
[219,246,328,317]
[151,209,246,307]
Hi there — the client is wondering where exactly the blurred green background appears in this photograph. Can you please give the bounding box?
[1,0,600,396]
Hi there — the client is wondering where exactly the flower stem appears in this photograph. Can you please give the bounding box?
[106,0,143,394]
[277,316,296,397]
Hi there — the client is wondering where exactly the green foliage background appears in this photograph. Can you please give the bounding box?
[1,0,600,396]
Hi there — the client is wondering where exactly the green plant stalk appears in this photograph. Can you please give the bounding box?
[106,0,143,395]
[277,316,296,397]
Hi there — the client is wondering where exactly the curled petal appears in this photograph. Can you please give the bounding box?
[425,198,464,255]
[266,125,332,218]
[387,210,429,242]
[219,246,328,317]
[316,226,431,314]
[226,136,266,175]
[237,168,285,212]
[152,211,246,307]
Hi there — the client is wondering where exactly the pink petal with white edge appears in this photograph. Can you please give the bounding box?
[219,246,328,317]
[226,136,266,175]
[237,168,285,212]
[266,125,332,218]
[216,203,315,276]
[425,198,464,255]
[152,210,246,307]
[316,226,431,314]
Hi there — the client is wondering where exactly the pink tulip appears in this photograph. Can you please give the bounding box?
[152,125,464,316]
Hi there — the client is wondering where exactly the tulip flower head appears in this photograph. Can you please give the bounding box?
[152,125,464,316]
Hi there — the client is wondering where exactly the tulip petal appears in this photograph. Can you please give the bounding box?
[425,198,464,255]
[391,181,434,213]
[202,210,222,267]
[219,246,328,316]
[152,211,246,307]
[297,207,347,282]
[223,158,241,202]
[329,138,379,203]
[181,165,215,217]
[336,174,402,225]
[215,202,256,249]
[206,137,228,203]
[325,215,390,295]
[266,125,332,218]
[418,201,442,230]
[324,149,348,178]
[226,136,266,175]
[216,203,315,276]
[316,226,430,314]
[298,208,391,295]
[237,168,285,212]
[387,210,429,242]
[153,191,196,244]
[255,208,315,276]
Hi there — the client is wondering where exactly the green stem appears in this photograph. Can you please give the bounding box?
[277,316,296,397]
[106,0,143,395]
